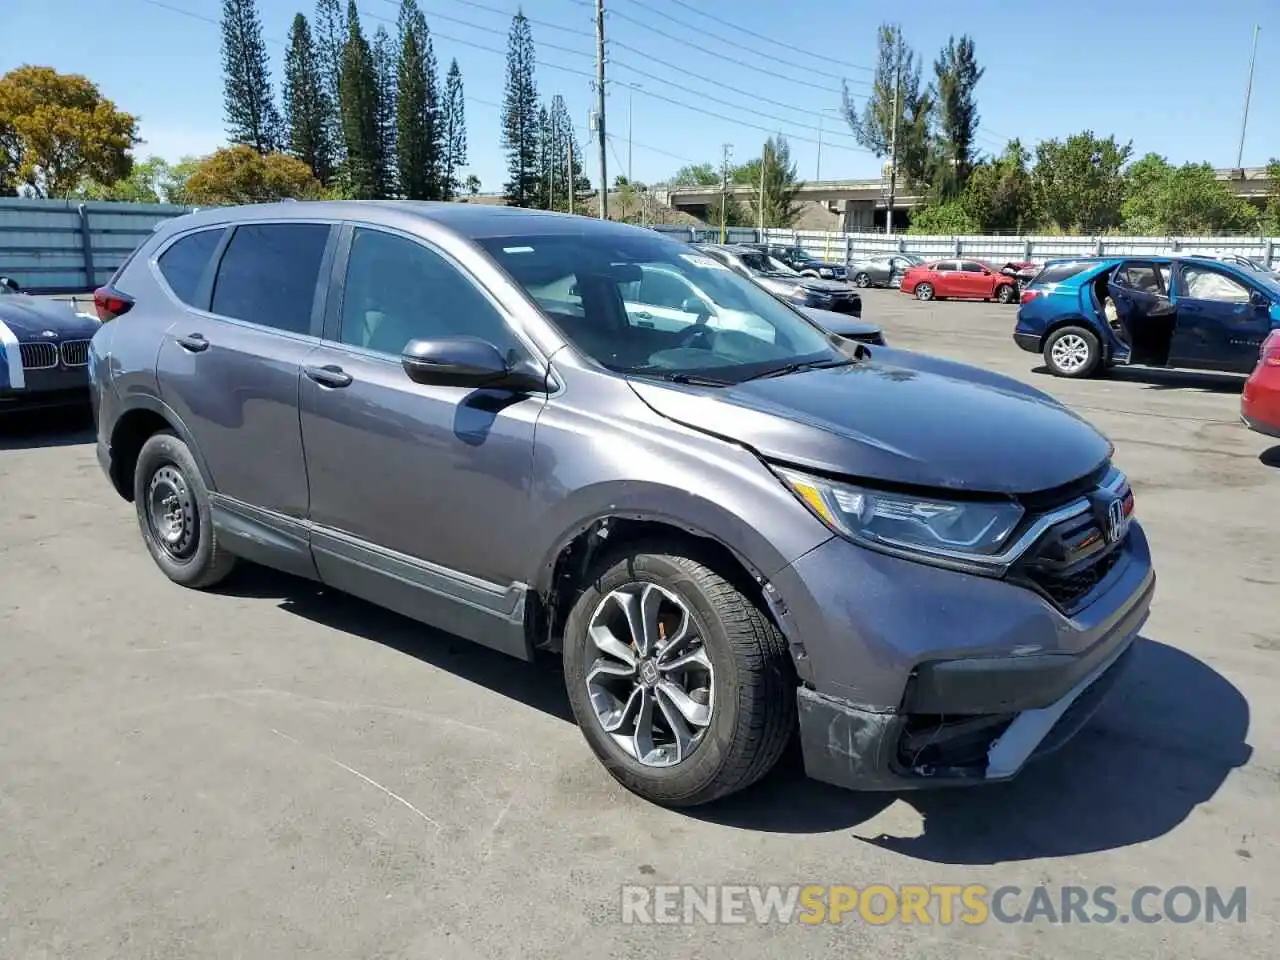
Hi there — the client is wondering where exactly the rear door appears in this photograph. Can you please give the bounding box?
[155,220,334,533]
[1106,260,1175,365]
[932,261,962,296]
[1170,262,1275,372]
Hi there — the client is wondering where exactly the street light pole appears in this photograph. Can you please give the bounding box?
[1237,24,1260,168]
[816,114,823,181]
[627,85,634,185]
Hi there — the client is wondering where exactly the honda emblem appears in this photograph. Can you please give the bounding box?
[1105,497,1126,544]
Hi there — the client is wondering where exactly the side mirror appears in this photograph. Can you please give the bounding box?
[0,276,19,292]
[681,297,711,319]
[1250,290,1270,308]
[401,337,545,392]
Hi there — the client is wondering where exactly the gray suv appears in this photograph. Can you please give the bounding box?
[89,202,1155,808]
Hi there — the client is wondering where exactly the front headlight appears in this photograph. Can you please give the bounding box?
[792,285,810,298]
[775,467,1025,570]
[819,268,833,277]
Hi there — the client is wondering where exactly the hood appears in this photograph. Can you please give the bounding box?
[0,295,99,340]
[795,277,854,293]
[628,348,1111,495]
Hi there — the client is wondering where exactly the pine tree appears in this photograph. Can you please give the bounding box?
[283,14,332,184]
[440,60,467,200]
[548,94,587,207]
[501,11,540,207]
[748,136,804,228]
[338,0,381,198]
[536,104,554,210]
[395,1,442,199]
[372,25,398,197]
[220,0,282,152]
[313,0,346,174]
[932,35,984,198]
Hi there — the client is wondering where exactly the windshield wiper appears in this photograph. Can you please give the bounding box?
[741,357,859,381]
[630,368,733,387]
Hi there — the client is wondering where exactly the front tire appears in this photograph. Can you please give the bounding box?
[562,544,795,807]
[133,431,236,589]
[915,282,935,301]
[996,284,1016,304]
[1043,325,1102,379]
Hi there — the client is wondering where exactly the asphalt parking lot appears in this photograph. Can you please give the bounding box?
[1,289,1276,959]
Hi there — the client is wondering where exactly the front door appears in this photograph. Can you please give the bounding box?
[931,261,962,297]
[154,221,333,531]
[1170,262,1275,372]
[958,261,994,299]
[298,224,548,656]
[1106,261,1175,366]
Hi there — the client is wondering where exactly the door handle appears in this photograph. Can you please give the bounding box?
[177,333,208,353]
[633,310,653,319]
[304,364,352,388]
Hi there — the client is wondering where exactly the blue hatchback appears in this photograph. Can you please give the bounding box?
[1013,255,1280,378]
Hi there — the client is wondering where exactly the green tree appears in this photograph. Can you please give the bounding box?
[283,14,333,185]
[907,200,980,235]
[671,162,720,186]
[313,0,347,171]
[0,66,139,197]
[466,173,481,196]
[79,156,170,203]
[440,59,467,200]
[338,0,382,199]
[842,24,934,188]
[501,11,540,206]
[220,0,281,153]
[394,5,431,199]
[161,156,203,205]
[931,35,983,199]
[962,139,1038,232]
[1033,131,1131,233]
[1121,154,1258,235]
[372,25,398,197]
[535,103,554,209]
[1262,158,1280,234]
[183,144,323,205]
[741,136,804,228]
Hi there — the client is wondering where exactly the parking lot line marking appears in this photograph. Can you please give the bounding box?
[271,728,442,832]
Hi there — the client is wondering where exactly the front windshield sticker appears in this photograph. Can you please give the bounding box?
[502,245,535,254]
[681,253,728,270]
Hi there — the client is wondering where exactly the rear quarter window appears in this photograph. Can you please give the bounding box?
[157,228,225,306]
[1031,262,1090,286]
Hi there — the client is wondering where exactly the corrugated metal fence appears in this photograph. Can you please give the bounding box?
[0,198,194,293]
[653,224,1280,267]
[3,199,1278,293]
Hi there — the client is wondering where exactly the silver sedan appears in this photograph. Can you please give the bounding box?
[846,254,925,288]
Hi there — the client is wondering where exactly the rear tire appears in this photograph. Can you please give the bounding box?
[1043,325,1102,379]
[915,282,935,301]
[133,431,237,589]
[853,272,871,288]
[562,543,795,808]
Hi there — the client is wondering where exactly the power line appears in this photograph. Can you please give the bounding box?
[137,0,285,45]
[611,0,856,85]
[653,0,874,74]
[426,0,595,39]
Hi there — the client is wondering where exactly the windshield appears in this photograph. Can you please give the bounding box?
[476,232,844,383]
[737,250,798,276]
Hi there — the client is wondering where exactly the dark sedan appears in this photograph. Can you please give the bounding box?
[0,277,100,413]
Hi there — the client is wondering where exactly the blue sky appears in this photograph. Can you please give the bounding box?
[5,0,1278,191]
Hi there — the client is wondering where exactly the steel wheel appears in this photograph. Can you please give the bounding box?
[1050,333,1092,375]
[585,582,714,768]
[915,282,934,301]
[146,463,197,561]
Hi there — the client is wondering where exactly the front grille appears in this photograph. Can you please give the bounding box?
[19,342,58,370]
[1024,546,1124,610]
[60,340,90,367]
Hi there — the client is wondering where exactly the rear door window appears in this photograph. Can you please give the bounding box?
[1115,262,1166,296]
[935,260,958,272]
[210,223,331,334]
[157,228,224,307]
[960,261,986,273]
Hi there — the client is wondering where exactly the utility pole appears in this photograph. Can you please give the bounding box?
[1237,24,1260,169]
[627,84,635,186]
[594,0,608,220]
[758,141,767,234]
[816,114,823,181]
[886,64,900,236]
[567,135,575,215]
[720,143,732,243]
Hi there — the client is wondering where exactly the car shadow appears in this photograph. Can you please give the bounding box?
[1031,365,1245,394]
[0,405,94,449]
[215,564,575,723]
[1260,445,1280,468]
[684,637,1252,861]
[211,567,1251,860]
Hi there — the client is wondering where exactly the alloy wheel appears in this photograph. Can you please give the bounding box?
[585,582,715,767]
[916,283,934,301]
[853,273,870,288]
[1051,333,1092,374]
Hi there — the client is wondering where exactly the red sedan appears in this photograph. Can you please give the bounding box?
[900,259,1020,304]
[1242,330,1280,439]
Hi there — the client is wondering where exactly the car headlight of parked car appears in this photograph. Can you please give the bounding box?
[818,268,833,277]
[774,467,1026,571]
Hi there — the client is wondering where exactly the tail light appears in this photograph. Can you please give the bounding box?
[1261,330,1280,365]
[93,285,134,322]
[1020,289,1042,304]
